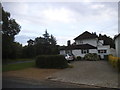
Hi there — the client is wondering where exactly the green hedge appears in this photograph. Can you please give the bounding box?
[36,55,68,68]
[76,56,82,60]
[84,53,100,61]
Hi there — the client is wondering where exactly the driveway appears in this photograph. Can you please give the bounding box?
[47,61,119,88]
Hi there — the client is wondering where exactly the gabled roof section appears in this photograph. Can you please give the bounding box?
[74,31,98,40]
[114,33,120,40]
[60,44,97,50]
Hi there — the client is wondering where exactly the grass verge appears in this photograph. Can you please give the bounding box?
[2,61,35,72]
[3,58,34,64]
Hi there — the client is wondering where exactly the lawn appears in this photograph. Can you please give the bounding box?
[3,58,34,64]
[2,61,35,72]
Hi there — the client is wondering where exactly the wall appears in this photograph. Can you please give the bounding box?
[72,49,97,57]
[72,50,84,57]
[60,50,66,55]
[75,38,98,47]
[97,45,110,59]
[115,35,120,57]
[110,48,116,56]
[89,49,98,54]
[98,40,104,46]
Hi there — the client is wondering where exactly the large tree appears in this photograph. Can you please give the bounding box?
[23,30,58,58]
[2,7,21,59]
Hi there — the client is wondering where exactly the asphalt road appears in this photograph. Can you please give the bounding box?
[2,77,106,88]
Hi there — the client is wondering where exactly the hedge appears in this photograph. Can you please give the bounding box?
[76,56,82,60]
[83,53,100,61]
[108,55,120,71]
[35,55,68,69]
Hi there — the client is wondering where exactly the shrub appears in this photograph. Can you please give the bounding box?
[104,55,108,60]
[84,53,100,61]
[108,55,119,69]
[36,55,68,69]
[77,56,82,60]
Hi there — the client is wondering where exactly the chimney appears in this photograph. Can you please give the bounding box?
[67,40,71,46]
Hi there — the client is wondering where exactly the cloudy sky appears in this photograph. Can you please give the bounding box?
[2,1,118,46]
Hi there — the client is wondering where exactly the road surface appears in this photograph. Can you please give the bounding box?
[2,77,106,88]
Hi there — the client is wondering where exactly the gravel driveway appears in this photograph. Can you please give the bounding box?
[47,61,119,88]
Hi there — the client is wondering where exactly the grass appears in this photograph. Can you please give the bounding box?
[2,61,35,72]
[3,58,34,64]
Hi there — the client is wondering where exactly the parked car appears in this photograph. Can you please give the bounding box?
[65,54,75,62]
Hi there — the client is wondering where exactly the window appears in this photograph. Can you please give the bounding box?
[81,49,89,54]
[79,41,83,44]
[98,50,107,53]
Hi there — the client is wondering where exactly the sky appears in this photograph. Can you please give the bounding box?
[2,1,119,46]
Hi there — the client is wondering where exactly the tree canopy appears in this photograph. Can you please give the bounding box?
[2,7,21,60]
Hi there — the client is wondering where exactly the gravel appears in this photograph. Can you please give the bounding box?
[47,61,119,88]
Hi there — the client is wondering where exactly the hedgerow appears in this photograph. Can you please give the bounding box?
[36,55,68,69]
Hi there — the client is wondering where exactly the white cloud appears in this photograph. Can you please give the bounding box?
[2,2,118,46]
[42,8,75,23]
[91,4,105,9]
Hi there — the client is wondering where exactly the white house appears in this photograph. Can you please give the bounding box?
[114,33,120,57]
[60,31,115,59]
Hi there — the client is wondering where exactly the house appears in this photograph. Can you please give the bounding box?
[60,31,115,59]
[114,33,120,57]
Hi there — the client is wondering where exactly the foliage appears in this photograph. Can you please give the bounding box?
[84,53,100,61]
[3,58,34,64]
[22,45,36,58]
[104,55,108,60]
[2,7,21,59]
[2,8,21,37]
[76,56,82,60]
[2,61,35,72]
[108,55,120,70]
[36,55,68,68]
[22,30,59,58]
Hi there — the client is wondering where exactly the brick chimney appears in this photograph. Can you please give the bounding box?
[67,40,71,46]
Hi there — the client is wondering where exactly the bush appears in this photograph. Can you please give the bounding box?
[108,55,119,69]
[104,55,108,60]
[36,55,68,69]
[84,53,100,61]
[77,56,82,60]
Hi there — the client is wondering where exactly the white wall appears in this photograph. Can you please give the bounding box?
[60,50,66,55]
[72,49,97,58]
[110,48,116,56]
[89,49,98,54]
[72,50,85,57]
[97,45,110,59]
[75,38,98,47]
[98,40,104,46]
[115,35,120,57]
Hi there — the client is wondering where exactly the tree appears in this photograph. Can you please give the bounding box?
[27,39,34,46]
[43,29,50,44]
[2,7,21,59]
[2,7,20,38]
[50,34,57,45]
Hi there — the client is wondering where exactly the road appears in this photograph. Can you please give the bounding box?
[2,77,106,88]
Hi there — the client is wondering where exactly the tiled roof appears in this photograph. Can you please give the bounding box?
[114,33,120,40]
[60,44,97,50]
[74,31,98,40]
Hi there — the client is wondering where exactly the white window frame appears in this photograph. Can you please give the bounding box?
[98,50,107,54]
[81,49,89,54]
